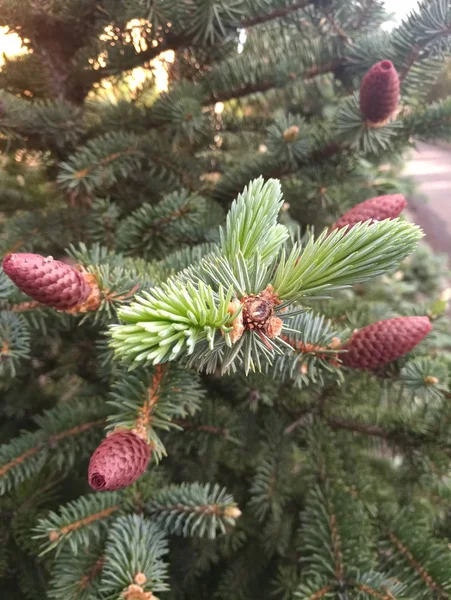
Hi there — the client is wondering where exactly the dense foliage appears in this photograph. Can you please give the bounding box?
[1,1,451,599]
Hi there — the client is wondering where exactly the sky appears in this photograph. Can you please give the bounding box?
[383,0,421,23]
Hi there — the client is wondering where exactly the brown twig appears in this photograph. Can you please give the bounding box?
[208,62,339,103]
[0,419,105,479]
[241,0,311,27]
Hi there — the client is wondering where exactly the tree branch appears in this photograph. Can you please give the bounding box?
[240,0,312,27]
[399,24,451,83]
[207,61,339,103]
[326,416,392,439]
[326,415,431,449]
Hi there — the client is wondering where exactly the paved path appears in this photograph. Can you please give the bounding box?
[403,141,451,258]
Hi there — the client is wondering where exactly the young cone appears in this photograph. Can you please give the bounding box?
[341,316,432,370]
[332,194,407,230]
[360,60,400,126]
[2,253,91,310]
[88,430,151,491]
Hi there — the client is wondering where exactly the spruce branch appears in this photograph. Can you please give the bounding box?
[100,514,170,596]
[272,219,423,301]
[0,399,108,495]
[147,482,241,539]
[349,572,407,599]
[116,189,211,260]
[240,0,312,27]
[381,514,451,599]
[107,363,205,460]
[34,492,122,556]
[57,132,143,199]
[205,59,339,104]
[326,416,394,441]
[399,357,449,401]
[157,242,220,280]
[0,310,31,378]
[111,179,422,373]
[401,97,451,141]
[248,446,291,523]
[273,311,343,387]
[294,579,332,599]
[167,397,242,456]
[0,269,14,301]
[220,177,288,263]
[110,279,235,366]
[335,93,400,154]
[392,0,451,83]
[48,543,105,600]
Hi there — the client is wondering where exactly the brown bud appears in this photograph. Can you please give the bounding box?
[224,506,242,519]
[123,584,154,600]
[266,316,283,339]
[134,573,147,586]
[329,337,342,350]
[283,125,300,142]
[49,531,59,542]
[424,375,439,385]
[64,271,101,314]
[199,172,221,183]
[226,299,244,343]
[244,297,272,325]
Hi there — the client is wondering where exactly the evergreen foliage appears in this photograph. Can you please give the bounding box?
[1,1,451,599]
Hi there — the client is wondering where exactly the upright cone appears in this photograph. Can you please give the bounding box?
[341,316,432,370]
[2,253,91,310]
[88,430,151,491]
[332,194,407,230]
[360,60,400,126]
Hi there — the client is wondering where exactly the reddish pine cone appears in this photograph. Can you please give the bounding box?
[341,317,432,370]
[332,194,407,230]
[360,60,400,125]
[2,253,90,310]
[88,431,151,491]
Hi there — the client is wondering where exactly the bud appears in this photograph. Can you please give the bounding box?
[224,506,242,519]
[266,316,283,339]
[134,573,147,586]
[226,299,244,343]
[283,125,300,142]
[123,584,154,600]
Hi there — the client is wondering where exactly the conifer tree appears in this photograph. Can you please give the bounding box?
[1,1,451,599]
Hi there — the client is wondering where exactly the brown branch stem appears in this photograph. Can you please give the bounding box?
[173,419,230,437]
[208,61,339,104]
[386,530,449,598]
[241,0,311,27]
[0,419,105,479]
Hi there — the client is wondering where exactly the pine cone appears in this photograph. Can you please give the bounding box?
[2,253,91,310]
[332,194,407,230]
[88,431,151,491]
[360,60,400,125]
[341,316,432,370]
